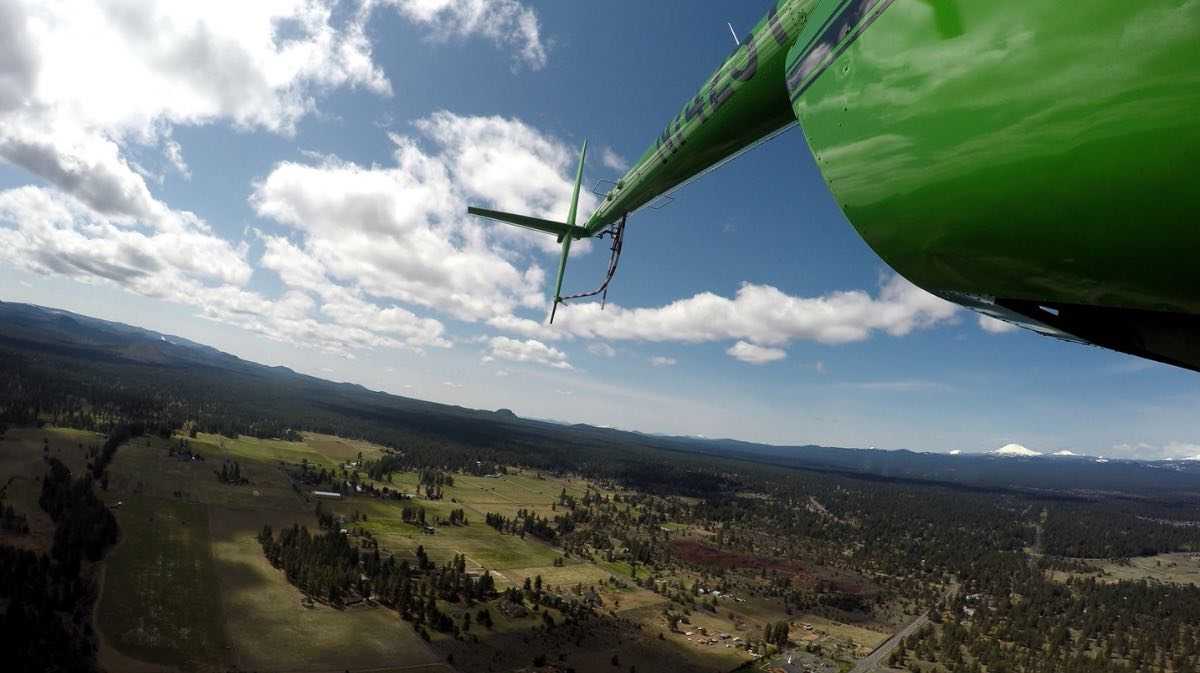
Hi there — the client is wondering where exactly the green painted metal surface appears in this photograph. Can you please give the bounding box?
[791,0,1200,315]
[586,0,814,232]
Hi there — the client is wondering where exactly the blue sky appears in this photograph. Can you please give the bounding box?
[1,0,1197,459]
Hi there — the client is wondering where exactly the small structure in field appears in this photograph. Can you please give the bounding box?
[312,490,342,499]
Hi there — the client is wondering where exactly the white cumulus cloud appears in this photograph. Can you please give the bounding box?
[601,146,628,172]
[978,314,1018,334]
[251,112,598,323]
[484,336,572,369]
[382,0,548,70]
[649,356,677,368]
[588,342,616,358]
[726,341,787,365]
[1110,441,1200,461]
[0,0,393,232]
[0,3,560,358]
[163,139,190,179]
[551,274,958,347]
[0,186,250,286]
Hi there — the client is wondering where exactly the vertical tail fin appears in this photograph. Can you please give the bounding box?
[468,140,589,324]
[549,140,588,322]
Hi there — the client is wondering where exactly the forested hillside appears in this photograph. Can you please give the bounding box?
[2,301,1198,498]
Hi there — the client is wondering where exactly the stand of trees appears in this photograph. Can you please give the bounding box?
[763,621,790,648]
[215,459,248,485]
[1042,504,1200,558]
[258,524,505,638]
[1,503,30,535]
[0,545,102,672]
[484,508,574,541]
[1,423,137,672]
[39,457,118,576]
[896,572,1200,673]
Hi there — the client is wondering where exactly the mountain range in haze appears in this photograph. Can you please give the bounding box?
[2,300,1199,499]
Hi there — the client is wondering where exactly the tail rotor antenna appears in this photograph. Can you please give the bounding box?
[558,213,628,311]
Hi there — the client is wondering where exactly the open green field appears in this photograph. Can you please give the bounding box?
[341,498,564,574]
[106,434,305,511]
[1052,553,1200,587]
[189,431,388,473]
[435,470,598,519]
[500,562,614,590]
[97,496,226,669]
[326,467,617,576]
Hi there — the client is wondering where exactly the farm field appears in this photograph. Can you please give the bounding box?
[324,464,618,576]
[438,470,597,519]
[96,496,226,669]
[336,497,565,574]
[1052,553,1200,586]
[190,431,389,472]
[105,434,305,511]
[499,561,614,589]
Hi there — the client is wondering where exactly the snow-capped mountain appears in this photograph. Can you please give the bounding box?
[992,443,1043,457]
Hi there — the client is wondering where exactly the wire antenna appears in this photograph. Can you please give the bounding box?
[559,213,628,310]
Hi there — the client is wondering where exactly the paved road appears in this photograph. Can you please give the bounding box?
[269,663,455,673]
[847,612,930,673]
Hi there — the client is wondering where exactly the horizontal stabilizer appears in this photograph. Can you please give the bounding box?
[467,140,590,324]
[466,207,587,241]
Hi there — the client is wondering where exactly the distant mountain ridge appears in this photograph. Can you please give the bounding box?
[2,300,1199,498]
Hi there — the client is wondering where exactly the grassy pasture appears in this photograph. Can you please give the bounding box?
[0,426,98,471]
[343,498,562,572]
[188,432,387,473]
[320,465,616,575]
[96,496,226,669]
[1097,553,1200,585]
[1052,553,1200,586]
[799,614,889,655]
[462,471,574,498]
[500,562,613,590]
[106,435,304,511]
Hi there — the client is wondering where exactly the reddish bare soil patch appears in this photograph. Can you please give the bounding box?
[670,540,879,597]
[671,539,801,573]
